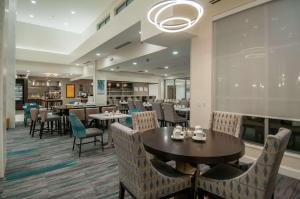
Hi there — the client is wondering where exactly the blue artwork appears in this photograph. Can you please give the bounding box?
[97,80,105,95]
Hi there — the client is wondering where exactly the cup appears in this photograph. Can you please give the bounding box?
[194,130,205,138]
[195,125,202,131]
[104,111,109,116]
[173,129,182,138]
[116,110,120,114]
[176,125,182,131]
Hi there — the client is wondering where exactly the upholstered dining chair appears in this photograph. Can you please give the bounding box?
[132,111,159,133]
[162,103,187,127]
[152,102,165,127]
[85,107,100,127]
[69,113,104,157]
[24,103,39,127]
[134,100,146,112]
[29,108,39,136]
[196,128,291,199]
[111,122,193,199]
[38,108,61,139]
[127,99,135,110]
[210,111,242,138]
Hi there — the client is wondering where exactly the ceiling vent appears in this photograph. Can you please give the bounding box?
[209,0,221,4]
[114,41,132,50]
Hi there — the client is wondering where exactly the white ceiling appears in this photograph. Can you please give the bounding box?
[16,0,115,34]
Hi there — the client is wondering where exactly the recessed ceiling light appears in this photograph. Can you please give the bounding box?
[31,0,36,4]
[26,70,31,73]
[145,70,148,73]
[64,22,69,26]
[70,73,73,76]
[76,63,80,66]
[110,68,115,71]
[133,62,137,65]
[71,10,76,15]
[164,66,169,69]
[172,51,179,55]
[29,14,34,18]
[139,31,142,34]
[96,53,101,56]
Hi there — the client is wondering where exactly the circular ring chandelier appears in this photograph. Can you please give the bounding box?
[147,0,204,33]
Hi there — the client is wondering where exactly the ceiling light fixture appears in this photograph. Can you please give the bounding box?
[96,53,101,56]
[133,62,137,65]
[31,0,36,4]
[147,0,204,33]
[172,51,179,55]
[110,68,115,71]
[29,14,34,18]
[71,10,76,15]
[76,63,80,66]
[164,66,169,69]
[145,70,148,73]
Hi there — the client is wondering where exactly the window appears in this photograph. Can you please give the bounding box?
[164,78,190,100]
[213,0,300,152]
[97,15,110,30]
[115,0,134,15]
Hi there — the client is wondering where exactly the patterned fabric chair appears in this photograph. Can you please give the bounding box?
[210,111,242,138]
[134,100,146,112]
[69,113,104,157]
[196,128,291,199]
[132,111,159,133]
[152,102,165,126]
[111,122,193,199]
[24,103,39,127]
[162,103,187,127]
[38,108,61,139]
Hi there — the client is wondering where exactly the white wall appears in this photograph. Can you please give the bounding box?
[190,0,300,179]
[0,0,16,178]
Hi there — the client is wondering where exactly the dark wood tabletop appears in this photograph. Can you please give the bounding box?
[142,127,245,165]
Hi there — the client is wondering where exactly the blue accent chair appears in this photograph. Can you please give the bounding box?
[125,108,140,128]
[69,113,104,157]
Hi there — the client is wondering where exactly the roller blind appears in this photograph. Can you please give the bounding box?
[214,0,300,120]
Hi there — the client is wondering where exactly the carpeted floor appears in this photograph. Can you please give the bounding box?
[0,124,299,199]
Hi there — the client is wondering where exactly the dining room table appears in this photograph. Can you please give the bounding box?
[142,127,245,173]
[89,113,131,147]
[141,127,245,198]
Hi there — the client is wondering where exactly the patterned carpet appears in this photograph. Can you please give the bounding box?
[0,124,299,199]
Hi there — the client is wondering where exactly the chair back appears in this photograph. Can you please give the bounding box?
[30,108,39,122]
[210,111,242,137]
[134,100,146,112]
[241,128,291,199]
[127,99,135,110]
[132,111,159,133]
[69,109,85,121]
[101,106,116,113]
[39,108,48,123]
[179,99,189,107]
[162,103,176,122]
[152,102,164,120]
[111,123,149,196]
[69,113,86,138]
[126,108,140,126]
[85,108,99,118]
[24,103,39,117]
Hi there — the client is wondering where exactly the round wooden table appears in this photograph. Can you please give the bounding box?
[142,127,245,172]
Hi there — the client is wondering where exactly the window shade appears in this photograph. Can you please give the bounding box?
[214,0,300,120]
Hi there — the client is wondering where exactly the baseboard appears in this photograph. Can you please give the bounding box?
[241,155,300,180]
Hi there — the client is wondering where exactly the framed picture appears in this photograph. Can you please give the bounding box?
[97,80,106,95]
[66,84,75,98]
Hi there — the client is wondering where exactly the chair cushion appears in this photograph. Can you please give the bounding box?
[151,158,187,178]
[201,164,245,180]
[85,128,103,137]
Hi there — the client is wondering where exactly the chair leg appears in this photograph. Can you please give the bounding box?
[72,137,76,151]
[29,120,33,135]
[271,193,274,199]
[101,134,104,151]
[39,122,44,139]
[94,136,96,146]
[79,138,82,157]
[119,182,125,199]
[198,189,205,199]
[32,121,36,137]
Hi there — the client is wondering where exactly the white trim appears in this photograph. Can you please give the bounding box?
[212,0,273,21]
[241,155,300,180]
